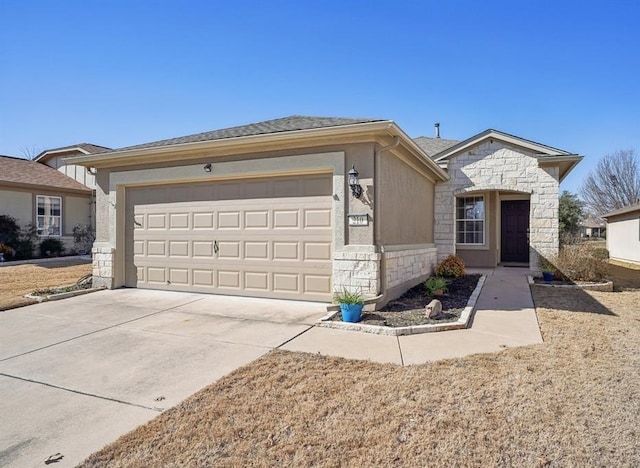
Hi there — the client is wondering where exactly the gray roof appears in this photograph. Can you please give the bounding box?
[116,115,387,152]
[36,143,112,160]
[581,217,606,229]
[602,203,640,219]
[412,136,460,157]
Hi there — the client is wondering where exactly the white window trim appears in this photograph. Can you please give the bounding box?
[36,195,63,237]
[455,195,486,246]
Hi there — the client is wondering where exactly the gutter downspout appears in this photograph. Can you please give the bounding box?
[374,136,400,303]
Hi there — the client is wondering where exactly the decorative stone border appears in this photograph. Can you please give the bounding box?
[24,286,106,303]
[317,275,486,336]
[527,275,614,292]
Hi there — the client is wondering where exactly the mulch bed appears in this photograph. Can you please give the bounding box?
[331,274,481,328]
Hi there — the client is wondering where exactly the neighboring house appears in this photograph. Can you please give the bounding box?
[66,116,582,306]
[0,155,93,252]
[580,217,606,238]
[35,143,111,191]
[602,203,640,265]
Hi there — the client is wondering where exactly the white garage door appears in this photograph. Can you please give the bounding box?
[124,174,333,301]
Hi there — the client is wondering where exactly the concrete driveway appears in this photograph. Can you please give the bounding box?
[0,289,327,468]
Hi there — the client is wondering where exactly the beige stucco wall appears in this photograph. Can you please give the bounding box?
[64,196,92,234]
[0,188,33,226]
[377,152,434,245]
[435,139,560,270]
[606,211,640,264]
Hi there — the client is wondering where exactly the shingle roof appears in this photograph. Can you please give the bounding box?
[36,143,112,160]
[115,115,387,152]
[602,203,640,219]
[412,136,460,157]
[581,217,606,229]
[0,155,91,193]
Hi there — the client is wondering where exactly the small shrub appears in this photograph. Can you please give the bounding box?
[552,242,610,282]
[425,276,448,296]
[0,214,21,247]
[72,224,95,254]
[435,255,466,278]
[0,242,16,260]
[39,238,65,257]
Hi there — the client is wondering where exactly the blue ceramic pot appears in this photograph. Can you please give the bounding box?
[340,303,364,323]
[542,271,554,282]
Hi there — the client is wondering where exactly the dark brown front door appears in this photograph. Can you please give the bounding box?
[501,200,530,263]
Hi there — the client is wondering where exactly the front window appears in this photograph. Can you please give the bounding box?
[37,195,62,236]
[456,196,484,244]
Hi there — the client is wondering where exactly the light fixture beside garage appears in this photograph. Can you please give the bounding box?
[348,165,362,198]
[203,163,212,173]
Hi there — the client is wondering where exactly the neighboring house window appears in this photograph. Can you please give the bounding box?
[456,196,484,244]
[37,195,62,236]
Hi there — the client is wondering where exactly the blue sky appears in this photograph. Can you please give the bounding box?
[1,0,638,194]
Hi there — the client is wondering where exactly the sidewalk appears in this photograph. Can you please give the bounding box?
[280,267,542,365]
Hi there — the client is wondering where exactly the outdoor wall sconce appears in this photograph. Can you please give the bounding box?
[348,165,362,198]
[203,163,212,173]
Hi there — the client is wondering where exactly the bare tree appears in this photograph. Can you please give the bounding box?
[580,148,640,216]
[19,145,43,160]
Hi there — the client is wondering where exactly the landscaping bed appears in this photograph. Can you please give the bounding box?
[330,274,481,327]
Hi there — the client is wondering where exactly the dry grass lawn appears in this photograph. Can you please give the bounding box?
[80,281,640,466]
[0,260,91,310]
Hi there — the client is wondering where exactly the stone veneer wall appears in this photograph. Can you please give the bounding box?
[92,243,115,288]
[434,140,560,271]
[332,250,381,296]
[384,246,438,291]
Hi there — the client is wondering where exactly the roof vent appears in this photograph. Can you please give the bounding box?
[434,123,440,138]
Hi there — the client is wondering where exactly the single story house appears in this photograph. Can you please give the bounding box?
[0,155,93,251]
[67,115,582,306]
[602,203,640,265]
[580,217,606,238]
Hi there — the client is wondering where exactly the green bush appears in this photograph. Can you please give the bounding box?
[39,238,65,257]
[435,255,466,278]
[425,276,448,296]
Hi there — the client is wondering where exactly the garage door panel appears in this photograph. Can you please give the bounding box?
[218,212,241,229]
[245,271,269,291]
[169,213,189,229]
[273,242,298,260]
[304,209,332,228]
[193,269,214,287]
[273,210,299,229]
[169,241,189,257]
[193,212,214,229]
[126,174,333,301]
[244,211,269,229]
[218,241,240,259]
[193,241,214,257]
[169,269,189,285]
[304,274,332,294]
[147,214,166,229]
[147,241,166,256]
[245,241,269,260]
[273,273,299,293]
[147,268,166,283]
[218,271,241,289]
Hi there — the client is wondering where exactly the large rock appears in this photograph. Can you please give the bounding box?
[425,299,445,319]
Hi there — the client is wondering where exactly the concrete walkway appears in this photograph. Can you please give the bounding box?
[281,267,543,365]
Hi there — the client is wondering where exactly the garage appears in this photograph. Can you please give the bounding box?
[124,173,334,301]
